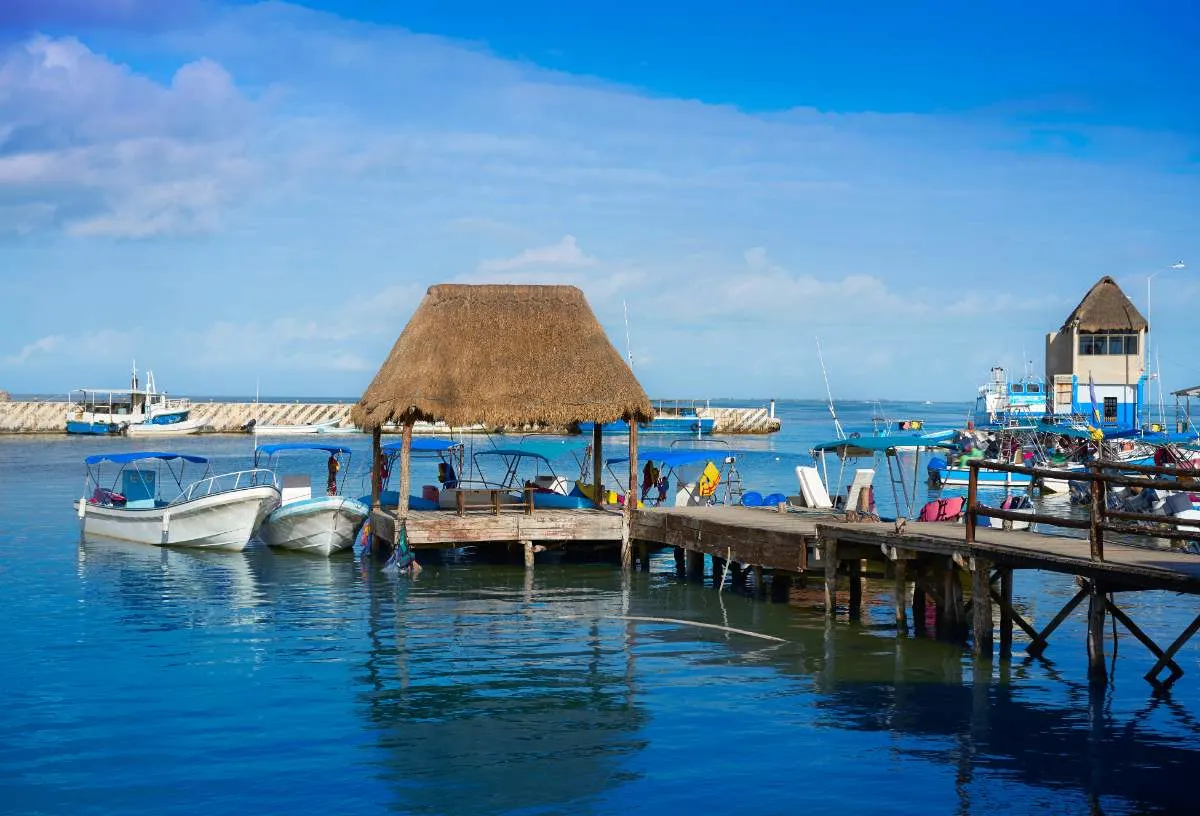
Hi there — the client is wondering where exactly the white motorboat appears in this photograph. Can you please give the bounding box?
[244,418,339,436]
[125,416,212,436]
[75,452,280,552]
[253,443,369,555]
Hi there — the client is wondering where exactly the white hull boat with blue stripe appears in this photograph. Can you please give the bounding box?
[930,466,1034,488]
[75,453,280,552]
[254,443,368,556]
[258,495,369,555]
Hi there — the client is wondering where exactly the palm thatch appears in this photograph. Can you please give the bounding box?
[1061,276,1147,332]
[352,284,653,429]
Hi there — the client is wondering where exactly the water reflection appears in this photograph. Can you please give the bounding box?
[358,566,648,814]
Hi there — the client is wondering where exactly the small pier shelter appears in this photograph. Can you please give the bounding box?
[1045,276,1148,429]
[351,284,653,567]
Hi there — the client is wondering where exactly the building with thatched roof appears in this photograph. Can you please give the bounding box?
[354,284,652,567]
[1046,276,1148,428]
[352,284,652,430]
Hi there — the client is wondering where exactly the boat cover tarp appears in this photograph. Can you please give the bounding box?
[382,438,464,454]
[256,443,352,456]
[84,451,208,465]
[811,435,947,454]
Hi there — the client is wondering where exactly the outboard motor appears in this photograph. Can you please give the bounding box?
[241,418,257,433]
[927,456,947,488]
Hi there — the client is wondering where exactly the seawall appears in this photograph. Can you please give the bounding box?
[0,400,782,435]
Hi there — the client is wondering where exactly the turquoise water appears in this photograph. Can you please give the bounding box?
[2,400,1197,815]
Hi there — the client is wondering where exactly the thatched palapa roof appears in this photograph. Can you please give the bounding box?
[1060,276,1147,333]
[352,284,653,429]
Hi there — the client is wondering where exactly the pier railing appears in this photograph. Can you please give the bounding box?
[965,459,1200,561]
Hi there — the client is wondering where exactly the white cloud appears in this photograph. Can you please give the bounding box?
[477,235,599,274]
[4,334,65,364]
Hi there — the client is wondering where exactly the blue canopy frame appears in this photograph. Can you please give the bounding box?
[84,451,207,465]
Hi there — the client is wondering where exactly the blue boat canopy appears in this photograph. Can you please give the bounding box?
[382,438,464,454]
[811,435,948,454]
[255,443,352,456]
[475,449,553,464]
[605,448,732,468]
[84,451,208,465]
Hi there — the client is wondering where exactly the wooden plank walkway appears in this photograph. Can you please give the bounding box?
[371,507,622,548]
[822,521,1200,593]
[632,506,1200,595]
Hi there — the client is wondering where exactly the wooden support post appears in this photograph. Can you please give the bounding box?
[912,570,927,635]
[621,420,637,569]
[592,423,604,509]
[771,573,792,603]
[1086,580,1107,684]
[823,540,839,618]
[1025,584,1088,657]
[455,489,465,517]
[1105,599,1184,681]
[524,484,535,515]
[711,555,726,588]
[1144,611,1200,690]
[999,568,1014,659]
[673,546,685,577]
[1089,463,1105,561]
[522,539,534,569]
[753,565,765,596]
[637,543,650,572]
[392,419,413,559]
[686,550,704,582]
[370,425,382,510]
[893,560,908,632]
[971,558,993,658]
[731,562,746,588]
[847,558,862,620]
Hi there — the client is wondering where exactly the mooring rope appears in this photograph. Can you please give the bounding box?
[606,615,787,642]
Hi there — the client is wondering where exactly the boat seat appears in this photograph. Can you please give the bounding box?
[845,468,876,512]
[281,474,312,505]
[795,466,833,509]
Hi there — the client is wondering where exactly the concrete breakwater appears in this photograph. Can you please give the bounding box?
[0,400,781,435]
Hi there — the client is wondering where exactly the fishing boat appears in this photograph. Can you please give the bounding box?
[75,452,280,551]
[66,366,204,435]
[253,444,369,555]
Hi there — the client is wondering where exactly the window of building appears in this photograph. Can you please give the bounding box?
[1103,396,1118,422]
[1079,333,1139,356]
[1027,383,1041,393]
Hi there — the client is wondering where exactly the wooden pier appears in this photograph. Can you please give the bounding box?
[374,457,1200,692]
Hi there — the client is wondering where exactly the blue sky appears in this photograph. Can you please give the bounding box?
[1,0,1197,400]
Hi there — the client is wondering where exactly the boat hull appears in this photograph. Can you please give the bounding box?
[259,496,369,555]
[67,420,122,435]
[931,468,1034,488]
[253,420,338,436]
[125,417,210,436]
[579,416,716,435]
[76,485,280,551]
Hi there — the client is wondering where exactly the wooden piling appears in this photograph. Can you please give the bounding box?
[712,555,726,588]
[731,562,746,588]
[771,573,792,603]
[847,558,862,620]
[893,560,908,631]
[999,568,1014,658]
[673,546,685,577]
[972,558,993,658]
[686,550,705,582]
[592,424,604,509]
[824,540,839,617]
[753,564,765,596]
[522,539,534,569]
[370,425,382,510]
[912,576,927,636]
[621,421,637,569]
[1087,580,1107,683]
